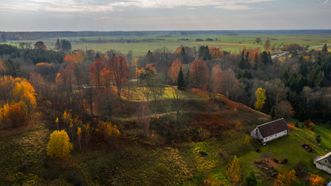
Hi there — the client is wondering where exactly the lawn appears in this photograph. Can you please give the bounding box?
[179,124,331,185]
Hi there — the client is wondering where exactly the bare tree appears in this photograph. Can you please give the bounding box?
[107,55,130,97]
[136,102,151,137]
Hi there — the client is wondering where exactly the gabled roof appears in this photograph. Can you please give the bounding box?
[256,118,288,138]
[315,152,331,166]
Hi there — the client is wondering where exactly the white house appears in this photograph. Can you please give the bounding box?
[314,152,331,175]
[251,118,288,145]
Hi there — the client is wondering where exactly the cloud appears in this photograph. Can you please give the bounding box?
[0,0,275,13]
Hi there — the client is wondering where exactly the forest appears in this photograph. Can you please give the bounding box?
[0,31,331,185]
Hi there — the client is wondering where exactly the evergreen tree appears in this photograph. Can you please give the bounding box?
[198,46,211,60]
[322,44,328,54]
[60,39,72,53]
[177,67,185,90]
[246,172,257,186]
[55,39,61,50]
[185,69,190,88]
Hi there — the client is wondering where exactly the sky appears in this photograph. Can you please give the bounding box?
[0,0,330,31]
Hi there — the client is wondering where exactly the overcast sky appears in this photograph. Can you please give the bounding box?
[0,0,330,31]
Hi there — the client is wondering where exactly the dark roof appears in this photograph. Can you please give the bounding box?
[257,118,288,138]
[316,152,331,167]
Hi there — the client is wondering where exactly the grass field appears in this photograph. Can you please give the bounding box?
[3,33,331,57]
[1,87,330,185]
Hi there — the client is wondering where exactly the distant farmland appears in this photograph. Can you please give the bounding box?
[2,30,331,57]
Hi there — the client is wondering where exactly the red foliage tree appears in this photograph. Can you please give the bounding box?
[211,64,222,93]
[89,56,105,86]
[189,59,209,90]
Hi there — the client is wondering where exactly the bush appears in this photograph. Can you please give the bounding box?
[294,162,308,179]
[0,102,28,128]
[315,135,321,143]
[304,120,315,131]
[281,158,288,164]
[245,172,257,186]
[95,121,120,143]
[47,130,73,159]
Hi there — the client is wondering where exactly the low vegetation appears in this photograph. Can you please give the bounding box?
[0,31,330,185]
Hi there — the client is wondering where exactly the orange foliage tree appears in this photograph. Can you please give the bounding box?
[63,50,85,64]
[168,58,182,84]
[189,59,209,90]
[89,56,106,86]
[211,64,222,93]
[107,55,130,97]
[209,47,224,59]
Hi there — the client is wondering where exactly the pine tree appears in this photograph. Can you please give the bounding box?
[55,39,61,50]
[177,67,185,90]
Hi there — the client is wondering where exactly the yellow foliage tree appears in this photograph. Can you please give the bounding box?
[0,76,36,108]
[47,130,73,159]
[96,122,120,142]
[12,79,37,110]
[226,156,241,185]
[273,169,296,186]
[255,88,266,110]
[98,121,120,137]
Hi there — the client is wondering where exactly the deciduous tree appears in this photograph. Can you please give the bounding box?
[255,88,266,110]
[220,69,241,99]
[211,64,222,93]
[226,156,241,185]
[168,58,182,84]
[189,59,209,90]
[47,130,73,159]
[273,170,296,186]
[177,67,185,90]
[34,41,47,50]
[107,55,130,97]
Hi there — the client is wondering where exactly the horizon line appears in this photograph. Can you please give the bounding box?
[1,29,331,33]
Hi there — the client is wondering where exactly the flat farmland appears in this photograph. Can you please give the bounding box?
[3,32,331,57]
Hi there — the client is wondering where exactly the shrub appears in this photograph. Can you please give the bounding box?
[245,172,257,186]
[96,121,120,143]
[47,130,73,159]
[294,162,308,179]
[0,101,28,128]
[304,120,315,131]
[308,174,325,186]
[315,135,321,144]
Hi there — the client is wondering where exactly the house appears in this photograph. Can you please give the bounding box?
[251,118,288,145]
[314,152,331,175]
